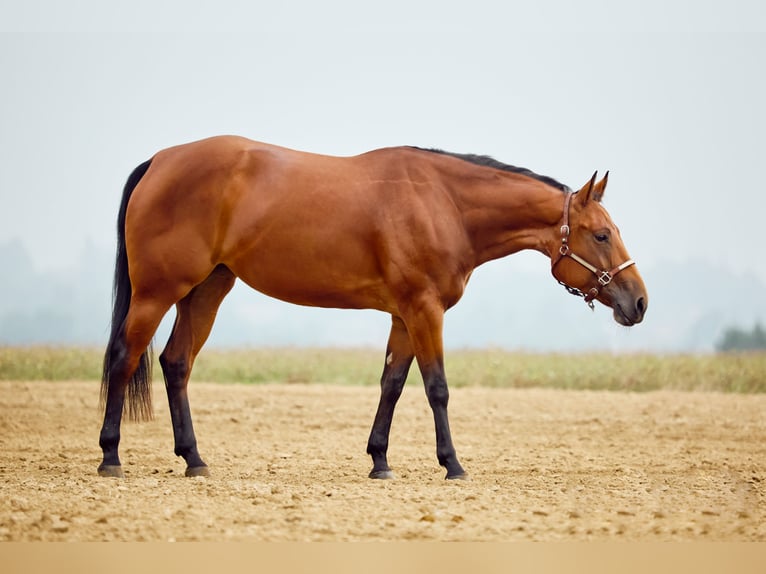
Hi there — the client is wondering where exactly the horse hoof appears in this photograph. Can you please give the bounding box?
[98,465,125,478]
[185,465,210,478]
[446,472,470,481]
[369,469,395,480]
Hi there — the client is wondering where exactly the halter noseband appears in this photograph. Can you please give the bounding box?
[551,191,635,310]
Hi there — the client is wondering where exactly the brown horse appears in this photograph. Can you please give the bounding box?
[99,136,647,480]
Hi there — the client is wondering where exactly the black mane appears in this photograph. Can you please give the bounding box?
[412,147,571,193]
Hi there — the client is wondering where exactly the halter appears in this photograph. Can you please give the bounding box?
[551,191,635,310]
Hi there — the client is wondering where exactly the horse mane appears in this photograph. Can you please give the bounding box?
[411,147,571,193]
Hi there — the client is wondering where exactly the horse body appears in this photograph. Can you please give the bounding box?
[130,137,489,313]
[99,135,647,479]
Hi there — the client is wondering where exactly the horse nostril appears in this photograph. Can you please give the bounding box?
[636,296,646,317]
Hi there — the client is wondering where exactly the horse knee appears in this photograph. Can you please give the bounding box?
[159,353,189,388]
[381,371,406,398]
[424,378,449,408]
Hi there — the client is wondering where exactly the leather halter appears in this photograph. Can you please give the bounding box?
[551,191,635,309]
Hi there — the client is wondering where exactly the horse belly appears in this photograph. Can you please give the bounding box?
[227,228,393,312]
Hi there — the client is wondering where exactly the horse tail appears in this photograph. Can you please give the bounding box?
[101,159,154,422]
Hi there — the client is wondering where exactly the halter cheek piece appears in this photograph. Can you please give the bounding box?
[551,191,635,310]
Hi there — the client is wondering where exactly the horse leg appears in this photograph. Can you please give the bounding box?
[400,297,467,480]
[366,316,415,479]
[99,297,170,477]
[159,265,236,477]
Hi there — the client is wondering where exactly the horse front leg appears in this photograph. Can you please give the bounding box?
[367,316,414,479]
[422,365,466,479]
[400,297,467,480]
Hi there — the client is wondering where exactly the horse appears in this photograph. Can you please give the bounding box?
[98,136,647,480]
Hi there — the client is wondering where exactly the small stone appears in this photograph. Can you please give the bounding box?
[51,519,69,533]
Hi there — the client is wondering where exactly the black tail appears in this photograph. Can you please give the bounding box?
[101,159,154,422]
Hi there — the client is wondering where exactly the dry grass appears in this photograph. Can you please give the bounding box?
[1,346,764,393]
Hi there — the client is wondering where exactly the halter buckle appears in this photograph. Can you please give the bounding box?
[597,271,613,286]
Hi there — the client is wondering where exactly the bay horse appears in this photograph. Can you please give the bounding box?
[99,136,647,480]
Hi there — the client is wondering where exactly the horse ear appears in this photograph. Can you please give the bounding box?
[591,170,608,203]
[576,171,599,204]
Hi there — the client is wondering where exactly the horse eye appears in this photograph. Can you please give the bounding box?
[594,233,609,243]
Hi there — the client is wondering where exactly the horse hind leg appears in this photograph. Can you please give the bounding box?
[159,265,236,477]
[99,297,172,477]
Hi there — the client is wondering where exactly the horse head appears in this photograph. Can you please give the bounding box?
[550,172,648,326]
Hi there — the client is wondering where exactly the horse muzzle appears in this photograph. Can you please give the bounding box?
[610,285,647,326]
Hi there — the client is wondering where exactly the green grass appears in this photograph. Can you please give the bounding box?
[1,346,765,393]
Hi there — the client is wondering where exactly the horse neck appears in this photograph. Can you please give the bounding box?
[456,174,564,267]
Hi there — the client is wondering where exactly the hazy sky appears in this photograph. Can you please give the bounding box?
[2,1,765,287]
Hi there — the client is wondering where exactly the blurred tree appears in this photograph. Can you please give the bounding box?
[716,322,766,352]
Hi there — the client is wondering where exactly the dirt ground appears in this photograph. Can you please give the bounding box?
[0,380,764,541]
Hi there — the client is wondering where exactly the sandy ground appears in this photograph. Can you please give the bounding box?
[0,380,764,541]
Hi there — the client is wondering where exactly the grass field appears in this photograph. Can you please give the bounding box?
[0,346,764,393]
